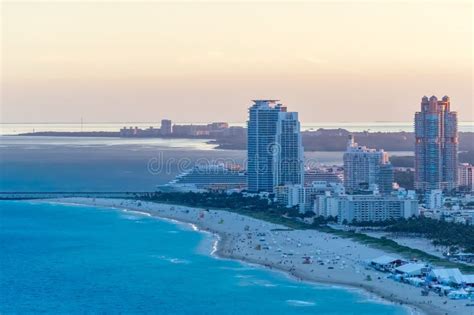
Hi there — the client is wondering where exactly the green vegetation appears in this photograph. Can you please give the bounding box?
[394,169,414,190]
[138,191,474,273]
[321,227,474,273]
[140,191,312,230]
[389,151,473,170]
[459,150,474,165]
[384,217,474,252]
[214,131,474,152]
[390,156,414,168]
[349,217,474,262]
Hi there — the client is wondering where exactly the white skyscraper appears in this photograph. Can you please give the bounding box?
[247,100,304,193]
[343,135,393,194]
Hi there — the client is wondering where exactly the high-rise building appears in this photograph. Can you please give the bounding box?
[379,163,395,194]
[160,119,172,135]
[343,135,393,194]
[458,163,474,192]
[247,100,303,192]
[415,95,458,191]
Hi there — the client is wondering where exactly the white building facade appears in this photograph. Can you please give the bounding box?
[343,135,393,194]
[315,193,419,223]
[458,163,474,192]
[247,100,304,192]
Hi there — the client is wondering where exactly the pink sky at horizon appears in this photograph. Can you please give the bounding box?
[1,1,473,123]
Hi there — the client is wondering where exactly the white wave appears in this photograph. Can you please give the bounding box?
[234,274,253,279]
[237,279,277,288]
[253,280,278,287]
[153,255,190,265]
[286,300,316,307]
[122,209,152,217]
[210,238,219,256]
[169,258,190,264]
[219,266,254,271]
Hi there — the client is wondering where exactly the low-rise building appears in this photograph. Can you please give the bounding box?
[172,122,230,137]
[339,194,419,224]
[315,192,419,224]
[314,191,342,218]
[275,182,345,213]
[426,189,443,209]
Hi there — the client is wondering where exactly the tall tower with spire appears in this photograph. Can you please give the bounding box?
[414,95,458,191]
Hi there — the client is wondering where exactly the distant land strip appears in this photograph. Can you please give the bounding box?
[14,129,474,152]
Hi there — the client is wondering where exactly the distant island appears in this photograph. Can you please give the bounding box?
[17,127,474,153]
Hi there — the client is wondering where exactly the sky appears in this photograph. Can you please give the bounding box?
[1,0,473,123]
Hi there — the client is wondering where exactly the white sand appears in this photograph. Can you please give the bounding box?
[365,231,449,259]
[45,198,474,315]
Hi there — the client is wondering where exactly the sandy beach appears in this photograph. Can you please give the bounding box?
[44,197,473,315]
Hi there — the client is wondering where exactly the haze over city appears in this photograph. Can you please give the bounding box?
[2,1,474,315]
[2,0,473,123]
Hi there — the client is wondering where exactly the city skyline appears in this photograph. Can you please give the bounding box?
[2,2,474,314]
[2,1,473,123]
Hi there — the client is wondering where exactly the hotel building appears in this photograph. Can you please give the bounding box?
[247,100,304,192]
[315,193,419,224]
[343,135,393,194]
[414,95,458,191]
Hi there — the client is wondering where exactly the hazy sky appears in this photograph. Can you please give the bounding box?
[1,0,473,123]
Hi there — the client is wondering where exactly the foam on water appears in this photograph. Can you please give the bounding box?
[286,300,316,307]
[152,255,191,265]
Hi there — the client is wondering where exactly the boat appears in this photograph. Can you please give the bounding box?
[157,164,247,192]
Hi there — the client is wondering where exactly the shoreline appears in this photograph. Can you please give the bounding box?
[34,198,474,315]
[46,199,412,313]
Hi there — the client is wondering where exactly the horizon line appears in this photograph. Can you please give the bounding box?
[1,121,473,125]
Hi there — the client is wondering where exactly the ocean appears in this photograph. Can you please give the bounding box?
[0,200,409,314]
[0,134,413,314]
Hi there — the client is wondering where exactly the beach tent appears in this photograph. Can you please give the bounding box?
[395,263,427,277]
[432,284,452,295]
[370,255,405,270]
[407,277,425,287]
[463,274,474,286]
[429,268,464,286]
[448,289,469,300]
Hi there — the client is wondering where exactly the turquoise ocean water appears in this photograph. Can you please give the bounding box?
[0,200,410,314]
